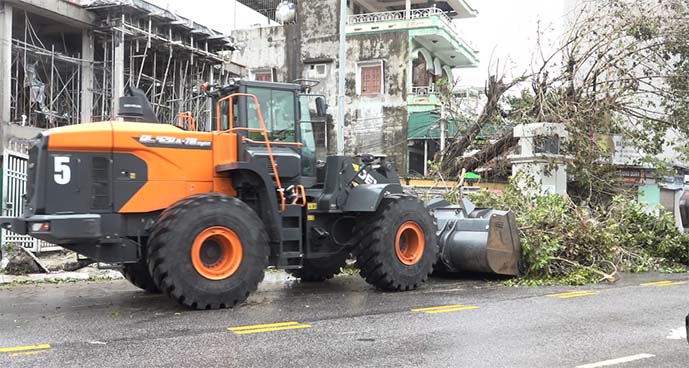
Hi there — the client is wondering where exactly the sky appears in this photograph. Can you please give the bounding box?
[458,0,570,87]
[153,0,571,87]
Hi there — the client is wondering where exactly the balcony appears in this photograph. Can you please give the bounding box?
[409,84,439,110]
[346,7,479,68]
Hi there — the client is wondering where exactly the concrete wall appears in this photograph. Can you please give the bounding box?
[345,32,409,172]
[232,26,289,81]
[231,0,413,173]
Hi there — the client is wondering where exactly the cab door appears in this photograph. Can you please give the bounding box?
[242,86,303,186]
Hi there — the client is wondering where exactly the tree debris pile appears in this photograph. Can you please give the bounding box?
[469,174,689,285]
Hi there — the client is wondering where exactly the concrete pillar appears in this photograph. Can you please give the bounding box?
[112,28,125,118]
[0,2,12,126]
[405,0,411,19]
[80,29,94,123]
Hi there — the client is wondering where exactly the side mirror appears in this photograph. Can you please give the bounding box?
[315,97,327,117]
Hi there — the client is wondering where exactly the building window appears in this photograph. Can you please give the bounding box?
[357,61,384,95]
[253,70,274,82]
[309,63,328,79]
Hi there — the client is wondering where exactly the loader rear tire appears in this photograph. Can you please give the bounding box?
[122,259,160,293]
[147,193,269,310]
[355,196,438,291]
[287,251,349,282]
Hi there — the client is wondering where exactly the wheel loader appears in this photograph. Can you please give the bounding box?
[0,79,522,309]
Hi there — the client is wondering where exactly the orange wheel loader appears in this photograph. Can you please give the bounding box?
[0,80,522,309]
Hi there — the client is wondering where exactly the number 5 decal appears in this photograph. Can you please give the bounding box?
[54,156,71,185]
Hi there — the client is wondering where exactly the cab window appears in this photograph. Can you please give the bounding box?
[216,99,239,131]
[299,95,317,177]
[246,87,296,142]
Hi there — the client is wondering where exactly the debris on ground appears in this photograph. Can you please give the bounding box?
[3,246,48,275]
[38,249,93,272]
[0,247,123,285]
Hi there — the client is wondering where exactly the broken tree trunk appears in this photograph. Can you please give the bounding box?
[439,74,524,177]
[453,131,518,173]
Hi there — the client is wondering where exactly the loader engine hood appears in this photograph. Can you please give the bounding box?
[26,122,118,217]
[26,122,217,217]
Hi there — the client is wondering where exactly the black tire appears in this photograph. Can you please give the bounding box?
[122,259,160,293]
[287,251,349,282]
[355,196,438,291]
[147,193,269,310]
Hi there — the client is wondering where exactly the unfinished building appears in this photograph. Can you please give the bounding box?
[0,0,241,153]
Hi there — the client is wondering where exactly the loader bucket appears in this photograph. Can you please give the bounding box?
[429,199,522,276]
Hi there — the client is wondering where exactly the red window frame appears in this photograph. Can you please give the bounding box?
[360,64,383,95]
[254,71,273,82]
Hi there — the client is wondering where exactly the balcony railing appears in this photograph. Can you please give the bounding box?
[346,7,477,52]
[411,85,437,96]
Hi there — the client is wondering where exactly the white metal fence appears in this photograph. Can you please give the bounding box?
[2,148,60,253]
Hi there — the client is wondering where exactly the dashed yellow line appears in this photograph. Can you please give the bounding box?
[412,304,480,314]
[228,321,312,335]
[640,280,688,287]
[426,306,480,314]
[0,344,51,354]
[411,304,466,312]
[546,291,598,299]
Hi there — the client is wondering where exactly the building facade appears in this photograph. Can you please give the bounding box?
[233,0,479,174]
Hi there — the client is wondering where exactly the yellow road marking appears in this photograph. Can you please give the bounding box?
[546,291,598,298]
[229,321,300,331]
[0,344,51,354]
[412,304,479,314]
[426,306,480,314]
[640,280,688,287]
[232,324,312,335]
[228,321,311,335]
[411,304,466,312]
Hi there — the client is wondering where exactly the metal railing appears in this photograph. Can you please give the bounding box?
[411,85,437,96]
[346,7,477,52]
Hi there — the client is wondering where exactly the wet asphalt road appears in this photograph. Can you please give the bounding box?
[0,271,688,368]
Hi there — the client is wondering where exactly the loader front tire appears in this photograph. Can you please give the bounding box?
[355,196,438,291]
[147,194,269,310]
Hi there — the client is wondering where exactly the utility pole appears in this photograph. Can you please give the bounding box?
[336,0,347,155]
[440,103,446,152]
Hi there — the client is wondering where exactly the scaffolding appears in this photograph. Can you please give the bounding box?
[7,0,239,132]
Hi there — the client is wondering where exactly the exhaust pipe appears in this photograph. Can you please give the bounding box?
[428,198,522,276]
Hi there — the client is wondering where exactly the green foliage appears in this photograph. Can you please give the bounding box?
[469,173,689,285]
[492,0,689,206]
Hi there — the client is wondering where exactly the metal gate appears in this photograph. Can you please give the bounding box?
[2,148,60,253]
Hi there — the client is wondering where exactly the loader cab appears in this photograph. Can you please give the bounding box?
[210,80,324,188]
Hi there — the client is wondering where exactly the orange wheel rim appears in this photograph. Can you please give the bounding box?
[395,221,425,266]
[191,226,243,280]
